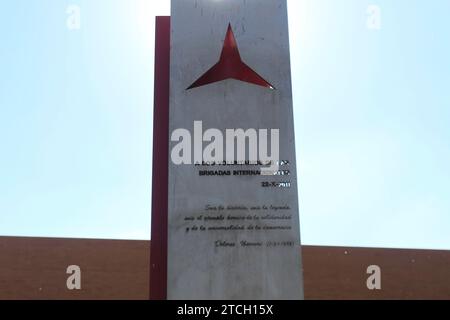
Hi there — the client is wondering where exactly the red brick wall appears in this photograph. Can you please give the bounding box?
[302,246,450,299]
[0,237,149,300]
[0,237,449,299]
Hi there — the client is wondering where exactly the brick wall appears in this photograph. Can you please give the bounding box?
[0,237,449,299]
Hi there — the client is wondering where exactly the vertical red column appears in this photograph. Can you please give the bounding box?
[150,16,170,300]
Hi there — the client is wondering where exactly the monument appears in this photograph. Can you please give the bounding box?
[151,0,303,300]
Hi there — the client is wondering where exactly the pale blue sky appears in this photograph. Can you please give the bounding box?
[0,1,449,249]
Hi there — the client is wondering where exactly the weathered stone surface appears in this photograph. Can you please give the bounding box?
[168,0,303,299]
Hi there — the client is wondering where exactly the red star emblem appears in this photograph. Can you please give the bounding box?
[187,24,275,90]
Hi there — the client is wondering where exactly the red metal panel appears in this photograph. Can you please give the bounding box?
[150,16,170,300]
[187,24,275,90]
